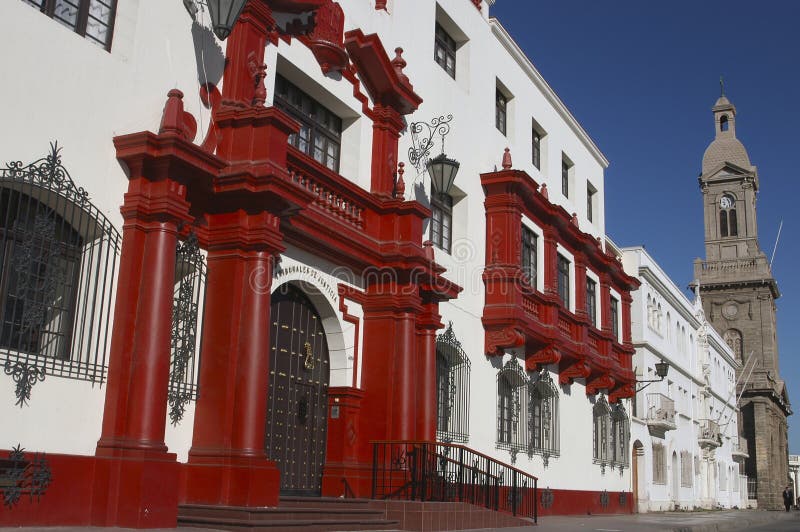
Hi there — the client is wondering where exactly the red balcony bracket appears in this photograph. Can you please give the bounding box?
[300,1,348,74]
[485,326,525,356]
[586,373,616,397]
[559,360,591,385]
[609,383,634,404]
[525,345,561,372]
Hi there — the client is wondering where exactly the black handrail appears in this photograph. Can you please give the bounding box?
[371,440,538,523]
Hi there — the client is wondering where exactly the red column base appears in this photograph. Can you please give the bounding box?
[321,462,373,499]
[181,454,280,507]
[91,449,179,528]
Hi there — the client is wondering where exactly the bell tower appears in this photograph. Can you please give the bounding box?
[694,89,791,511]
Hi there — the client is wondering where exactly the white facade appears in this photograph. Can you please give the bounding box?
[0,0,631,505]
[621,247,751,511]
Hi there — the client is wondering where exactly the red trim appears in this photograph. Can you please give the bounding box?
[537,488,634,516]
[338,284,363,388]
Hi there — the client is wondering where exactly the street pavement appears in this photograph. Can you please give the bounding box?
[2,510,799,532]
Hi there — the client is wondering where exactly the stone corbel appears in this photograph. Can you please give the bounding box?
[525,345,561,372]
[609,383,634,403]
[586,373,616,396]
[559,360,591,385]
[485,326,525,356]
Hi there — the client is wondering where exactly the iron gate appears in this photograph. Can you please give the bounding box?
[266,284,329,495]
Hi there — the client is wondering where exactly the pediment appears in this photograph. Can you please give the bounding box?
[701,161,756,182]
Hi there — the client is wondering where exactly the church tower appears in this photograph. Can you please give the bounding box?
[694,90,791,510]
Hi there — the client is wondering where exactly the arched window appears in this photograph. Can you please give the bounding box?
[593,396,611,466]
[436,322,471,442]
[720,210,729,237]
[529,369,559,465]
[720,115,729,132]
[0,147,121,406]
[729,208,738,236]
[497,357,528,456]
[723,329,743,364]
[657,303,662,332]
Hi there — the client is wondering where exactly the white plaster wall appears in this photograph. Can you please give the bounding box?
[2,0,616,493]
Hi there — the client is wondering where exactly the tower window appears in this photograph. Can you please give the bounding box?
[720,115,729,132]
[718,194,737,238]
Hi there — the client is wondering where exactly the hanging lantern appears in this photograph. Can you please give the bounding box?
[426,153,460,196]
[655,359,670,379]
[207,0,249,40]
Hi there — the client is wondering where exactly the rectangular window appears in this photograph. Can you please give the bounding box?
[561,157,571,198]
[434,23,456,78]
[532,130,542,170]
[586,278,597,326]
[23,0,117,50]
[430,193,453,253]
[587,182,597,223]
[274,75,342,173]
[653,443,666,484]
[557,254,570,308]
[610,297,619,340]
[496,89,507,135]
[521,226,537,288]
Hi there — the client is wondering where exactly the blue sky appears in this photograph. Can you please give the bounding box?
[489,1,800,451]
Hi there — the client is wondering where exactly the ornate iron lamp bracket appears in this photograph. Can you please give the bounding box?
[407,114,454,171]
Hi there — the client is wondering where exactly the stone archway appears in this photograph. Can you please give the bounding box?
[671,451,680,507]
[632,440,645,512]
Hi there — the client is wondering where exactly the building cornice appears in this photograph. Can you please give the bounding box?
[489,19,609,169]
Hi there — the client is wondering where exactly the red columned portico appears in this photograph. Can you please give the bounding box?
[88,0,459,526]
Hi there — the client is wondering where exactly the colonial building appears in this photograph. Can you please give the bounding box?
[694,92,792,510]
[622,247,749,512]
[1,0,640,528]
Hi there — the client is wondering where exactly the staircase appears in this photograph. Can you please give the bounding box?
[178,496,401,531]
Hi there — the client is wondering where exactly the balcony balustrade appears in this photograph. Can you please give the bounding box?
[732,437,749,461]
[645,393,676,437]
[698,419,721,448]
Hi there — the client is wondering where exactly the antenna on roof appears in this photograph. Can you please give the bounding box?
[770,219,783,269]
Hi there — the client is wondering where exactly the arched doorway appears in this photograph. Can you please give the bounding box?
[671,451,680,507]
[266,283,330,496]
[632,440,645,512]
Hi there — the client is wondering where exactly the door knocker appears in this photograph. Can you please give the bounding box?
[303,341,315,370]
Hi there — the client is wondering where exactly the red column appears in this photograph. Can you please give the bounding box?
[574,254,588,319]
[182,210,284,507]
[621,293,634,345]
[93,178,191,528]
[221,2,273,105]
[543,228,559,296]
[370,104,405,197]
[599,273,612,333]
[416,301,442,441]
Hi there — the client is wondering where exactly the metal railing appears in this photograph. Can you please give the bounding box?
[646,393,676,424]
[699,419,720,442]
[372,441,538,522]
[747,477,758,500]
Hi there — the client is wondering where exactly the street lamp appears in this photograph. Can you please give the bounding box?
[635,359,670,392]
[426,153,460,195]
[207,0,249,40]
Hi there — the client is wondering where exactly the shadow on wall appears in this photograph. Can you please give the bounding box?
[191,21,225,86]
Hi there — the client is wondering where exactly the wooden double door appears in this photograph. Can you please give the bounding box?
[266,284,330,495]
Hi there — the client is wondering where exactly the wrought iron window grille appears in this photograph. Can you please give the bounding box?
[0,144,121,406]
[592,395,611,473]
[435,322,470,443]
[0,444,51,508]
[496,357,528,461]
[167,232,207,425]
[528,369,559,466]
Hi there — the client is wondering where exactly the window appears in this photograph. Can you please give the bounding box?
[720,115,729,132]
[497,358,528,453]
[495,89,507,135]
[529,370,559,463]
[0,147,121,405]
[610,297,619,340]
[653,443,666,484]
[680,451,693,487]
[521,226,537,288]
[586,278,597,327]
[23,0,117,50]
[587,182,597,223]
[435,323,470,443]
[430,193,453,253]
[593,397,610,464]
[610,404,629,468]
[557,254,570,308]
[561,156,572,198]
[723,329,743,364]
[532,129,542,170]
[434,23,456,78]
[274,75,342,172]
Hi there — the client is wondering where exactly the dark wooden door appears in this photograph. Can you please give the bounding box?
[266,284,330,496]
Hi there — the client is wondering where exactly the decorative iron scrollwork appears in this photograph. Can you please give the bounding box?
[619,491,627,506]
[4,362,45,408]
[1,444,51,508]
[600,489,610,508]
[541,487,554,509]
[168,233,206,425]
[408,114,454,171]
